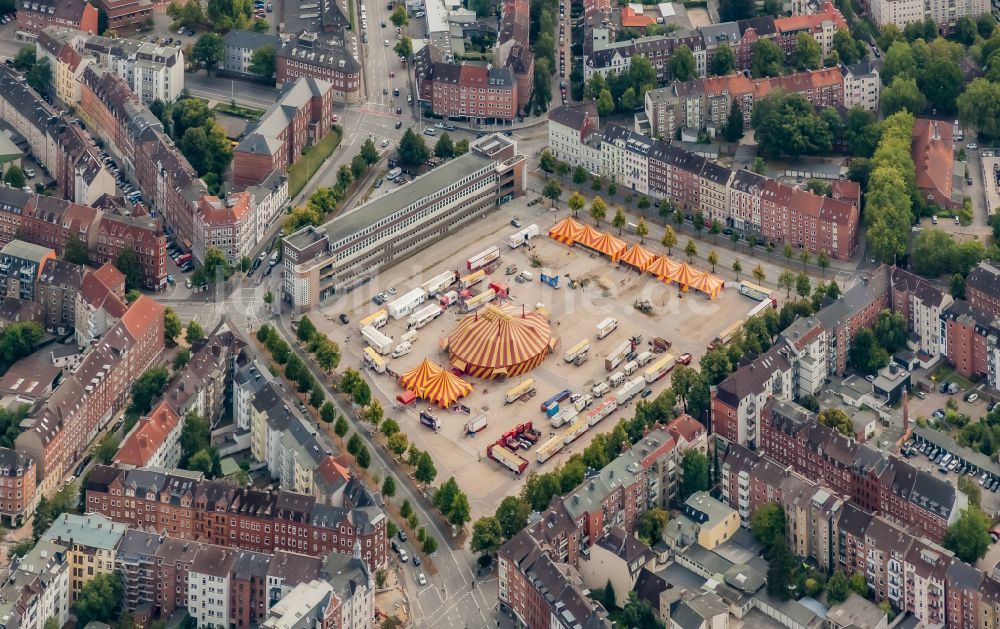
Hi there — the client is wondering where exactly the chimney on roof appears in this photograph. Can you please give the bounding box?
[932,122,940,141]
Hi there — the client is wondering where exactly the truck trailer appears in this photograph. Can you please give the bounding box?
[387,288,426,320]
[605,340,632,371]
[359,309,388,330]
[467,246,500,271]
[361,325,393,355]
[419,410,441,431]
[465,414,488,434]
[563,339,591,363]
[407,304,443,329]
[596,317,618,339]
[487,442,528,473]
[644,354,676,383]
[535,436,565,464]
[421,270,458,296]
[614,377,646,405]
[508,224,540,248]
[505,378,536,403]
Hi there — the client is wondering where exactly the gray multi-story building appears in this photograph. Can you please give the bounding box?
[0,241,56,303]
[36,258,85,333]
[282,134,526,312]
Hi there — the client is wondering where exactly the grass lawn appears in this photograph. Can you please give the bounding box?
[288,127,343,198]
[212,102,266,120]
[932,365,976,392]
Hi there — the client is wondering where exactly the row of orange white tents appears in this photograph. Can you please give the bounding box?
[549,217,725,299]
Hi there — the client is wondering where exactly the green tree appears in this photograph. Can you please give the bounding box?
[95,432,121,464]
[391,5,408,26]
[73,573,123,626]
[832,29,865,64]
[750,39,784,78]
[380,417,400,437]
[777,269,795,298]
[361,138,380,165]
[356,444,371,468]
[26,57,51,93]
[818,408,853,435]
[873,309,907,352]
[320,401,336,423]
[711,44,736,76]
[347,433,363,456]
[793,32,821,70]
[248,44,276,78]
[596,88,615,116]
[350,154,368,180]
[684,239,697,262]
[115,247,143,291]
[636,508,670,546]
[334,416,349,441]
[185,320,205,344]
[848,328,889,375]
[944,507,992,563]
[567,191,585,217]
[751,502,786,551]
[612,207,626,234]
[795,271,810,298]
[128,366,169,416]
[766,541,796,600]
[958,475,982,507]
[471,516,504,555]
[958,78,1000,140]
[422,535,437,554]
[3,166,25,189]
[543,179,562,205]
[62,232,90,265]
[826,571,851,604]
[394,35,413,59]
[434,133,455,158]
[661,226,677,254]
[381,475,396,499]
[164,308,182,346]
[679,450,709,501]
[415,451,437,484]
[572,165,588,189]
[589,196,607,224]
[11,44,35,72]
[496,496,530,538]
[719,0,754,20]
[191,33,224,73]
[296,315,317,343]
[397,128,429,166]
[752,90,833,158]
[668,45,696,82]
[448,491,471,528]
[882,41,916,84]
[636,217,649,243]
[387,432,408,455]
[731,258,743,280]
[882,76,927,115]
[722,100,744,142]
[920,56,963,113]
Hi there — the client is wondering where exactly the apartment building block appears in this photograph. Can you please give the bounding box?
[15,295,164,494]
[840,60,881,111]
[15,0,98,40]
[940,300,994,382]
[0,241,56,303]
[965,261,1000,318]
[422,62,519,122]
[0,447,36,527]
[0,539,70,629]
[865,0,988,30]
[82,34,185,104]
[160,328,243,425]
[35,28,91,106]
[84,464,388,572]
[547,104,601,175]
[890,266,951,356]
[40,513,126,600]
[494,0,533,113]
[36,258,85,333]
[275,32,361,103]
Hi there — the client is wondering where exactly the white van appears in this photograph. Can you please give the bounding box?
[392,341,412,358]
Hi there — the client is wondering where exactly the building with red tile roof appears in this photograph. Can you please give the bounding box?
[774,1,848,58]
[74,266,127,346]
[194,191,254,264]
[832,179,861,209]
[621,6,656,27]
[113,401,181,468]
[91,263,125,300]
[912,118,957,210]
[424,62,519,121]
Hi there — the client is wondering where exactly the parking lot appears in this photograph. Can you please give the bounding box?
[309,196,747,520]
[904,431,1000,516]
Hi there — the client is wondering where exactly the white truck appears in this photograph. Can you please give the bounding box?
[407,303,443,329]
[608,371,626,387]
[573,394,593,412]
[596,317,618,339]
[465,414,488,434]
[508,223,540,248]
[391,341,412,358]
[362,325,393,355]
[635,351,654,367]
[586,399,618,426]
[644,354,676,383]
[614,377,646,406]
[387,287,426,320]
[621,360,639,377]
[400,329,418,344]
[591,381,610,397]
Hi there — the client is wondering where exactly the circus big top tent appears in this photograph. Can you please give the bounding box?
[398,359,473,408]
[448,304,556,379]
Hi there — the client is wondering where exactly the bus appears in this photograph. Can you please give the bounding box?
[363,347,386,373]
[738,281,773,302]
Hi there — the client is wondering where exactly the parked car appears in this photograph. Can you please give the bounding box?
[417,573,427,585]
[339,313,349,324]
[398,530,407,542]
[413,555,421,566]
[968,392,979,403]
[677,353,692,365]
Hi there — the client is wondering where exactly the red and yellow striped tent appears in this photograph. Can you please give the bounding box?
[673,263,696,289]
[421,369,473,408]
[647,255,681,281]
[618,243,657,271]
[689,270,725,299]
[574,224,603,250]
[448,304,555,379]
[548,217,586,244]
[588,231,628,261]
[399,359,443,393]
